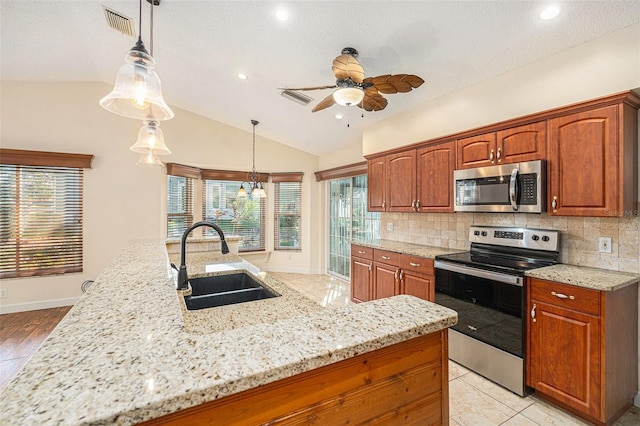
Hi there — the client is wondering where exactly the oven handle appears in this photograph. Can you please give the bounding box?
[434,260,523,286]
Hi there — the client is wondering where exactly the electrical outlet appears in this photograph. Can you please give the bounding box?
[0,288,7,299]
[598,237,612,253]
[386,222,394,232]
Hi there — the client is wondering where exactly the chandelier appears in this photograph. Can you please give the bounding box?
[237,120,266,198]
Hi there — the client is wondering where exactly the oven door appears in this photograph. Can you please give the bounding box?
[434,260,524,358]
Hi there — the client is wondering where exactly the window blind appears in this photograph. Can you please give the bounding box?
[0,164,84,278]
[274,180,302,250]
[202,179,265,252]
[166,175,194,239]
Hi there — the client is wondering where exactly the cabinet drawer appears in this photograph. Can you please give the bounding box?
[374,249,400,265]
[351,244,374,260]
[529,278,601,316]
[399,255,434,275]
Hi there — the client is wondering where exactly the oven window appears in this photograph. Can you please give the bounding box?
[435,269,523,357]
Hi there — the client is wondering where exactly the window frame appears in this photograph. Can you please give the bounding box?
[272,173,303,251]
[0,149,93,279]
[166,163,199,239]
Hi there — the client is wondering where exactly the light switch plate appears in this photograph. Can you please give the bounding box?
[598,237,612,253]
[0,288,7,299]
[386,222,393,232]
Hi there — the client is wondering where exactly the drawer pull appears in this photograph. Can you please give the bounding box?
[357,250,366,254]
[409,262,421,267]
[381,255,391,260]
[531,303,536,322]
[551,291,575,300]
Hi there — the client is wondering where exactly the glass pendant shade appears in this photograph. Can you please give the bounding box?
[251,185,261,198]
[237,184,247,198]
[100,41,174,121]
[136,149,164,166]
[130,120,171,155]
[333,87,364,106]
[258,183,267,198]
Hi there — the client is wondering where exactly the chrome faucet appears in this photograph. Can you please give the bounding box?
[176,221,229,291]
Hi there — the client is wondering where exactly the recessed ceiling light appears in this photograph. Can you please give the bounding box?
[275,9,289,21]
[540,5,560,20]
[335,113,343,120]
[238,73,248,80]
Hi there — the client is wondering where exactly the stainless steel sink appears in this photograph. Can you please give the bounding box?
[184,273,280,310]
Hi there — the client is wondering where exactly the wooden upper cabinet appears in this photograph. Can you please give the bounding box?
[457,122,546,169]
[548,105,624,216]
[367,156,386,212]
[456,132,496,169]
[496,121,547,164]
[416,141,455,212]
[386,150,417,212]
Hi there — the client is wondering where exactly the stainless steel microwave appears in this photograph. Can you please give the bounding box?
[453,160,546,213]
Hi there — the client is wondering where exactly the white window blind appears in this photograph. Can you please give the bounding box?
[273,173,302,251]
[0,149,92,278]
[202,179,265,252]
[167,175,194,239]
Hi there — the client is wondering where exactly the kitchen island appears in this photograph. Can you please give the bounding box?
[0,239,457,425]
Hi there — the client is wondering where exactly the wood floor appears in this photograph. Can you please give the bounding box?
[0,306,71,391]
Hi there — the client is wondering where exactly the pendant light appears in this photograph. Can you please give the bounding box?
[130,120,171,155]
[99,0,173,121]
[237,120,267,199]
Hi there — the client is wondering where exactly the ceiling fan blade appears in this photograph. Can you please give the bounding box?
[332,54,365,83]
[364,74,425,94]
[359,89,388,112]
[278,85,337,91]
[312,93,336,112]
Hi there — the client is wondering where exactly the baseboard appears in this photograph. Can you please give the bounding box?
[0,297,80,314]
[634,391,640,407]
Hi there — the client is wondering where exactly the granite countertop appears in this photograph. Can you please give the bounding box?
[352,238,463,259]
[525,264,640,292]
[0,239,457,425]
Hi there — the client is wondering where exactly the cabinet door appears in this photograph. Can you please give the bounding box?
[386,150,417,212]
[456,132,496,169]
[401,270,434,301]
[547,106,618,216]
[350,257,372,303]
[496,121,546,164]
[374,263,399,299]
[416,141,455,212]
[367,156,386,212]
[528,301,601,419]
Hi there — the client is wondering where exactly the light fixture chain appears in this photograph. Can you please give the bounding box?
[150,0,154,56]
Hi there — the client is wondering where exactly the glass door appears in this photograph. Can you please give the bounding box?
[328,175,379,280]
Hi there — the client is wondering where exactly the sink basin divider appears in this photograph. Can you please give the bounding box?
[188,286,265,300]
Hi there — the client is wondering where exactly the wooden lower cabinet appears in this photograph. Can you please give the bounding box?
[142,331,450,426]
[526,278,638,425]
[351,245,434,303]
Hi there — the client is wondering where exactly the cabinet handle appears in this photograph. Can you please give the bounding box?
[394,269,399,282]
[531,303,536,323]
[551,291,575,300]
[368,263,372,272]
[489,149,495,163]
[357,250,366,254]
[415,200,421,211]
[551,196,558,212]
[497,147,501,162]
[409,262,421,267]
[411,199,416,211]
[382,200,386,209]
[399,271,404,282]
[381,255,391,260]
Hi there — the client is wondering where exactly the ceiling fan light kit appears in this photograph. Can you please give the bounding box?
[333,87,364,106]
[100,0,174,166]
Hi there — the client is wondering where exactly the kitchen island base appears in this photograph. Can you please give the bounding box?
[141,330,449,425]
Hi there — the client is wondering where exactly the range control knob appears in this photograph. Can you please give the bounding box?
[531,235,540,241]
[474,230,480,236]
[481,231,488,237]
[541,235,550,242]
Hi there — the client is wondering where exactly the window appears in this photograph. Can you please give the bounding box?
[166,163,199,239]
[273,173,303,250]
[0,149,93,278]
[202,178,265,252]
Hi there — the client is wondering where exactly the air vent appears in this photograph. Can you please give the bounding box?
[102,6,136,38]
[281,90,313,106]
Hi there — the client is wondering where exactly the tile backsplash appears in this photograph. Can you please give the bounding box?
[380,212,640,274]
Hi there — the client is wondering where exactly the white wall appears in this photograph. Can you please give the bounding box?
[363,23,640,155]
[0,81,321,312]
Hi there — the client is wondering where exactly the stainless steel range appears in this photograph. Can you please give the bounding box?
[434,225,560,396]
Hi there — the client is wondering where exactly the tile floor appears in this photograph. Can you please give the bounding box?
[270,272,640,426]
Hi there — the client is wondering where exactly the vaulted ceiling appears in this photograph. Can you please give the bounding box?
[2,1,639,156]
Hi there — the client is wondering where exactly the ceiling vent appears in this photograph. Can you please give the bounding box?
[102,6,136,38]
[281,90,313,106]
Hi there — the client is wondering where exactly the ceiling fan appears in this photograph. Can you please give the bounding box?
[281,47,424,113]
